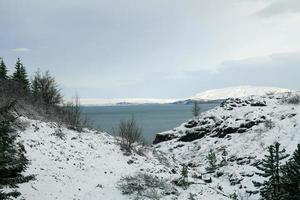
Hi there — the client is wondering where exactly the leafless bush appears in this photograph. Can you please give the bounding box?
[61,94,90,131]
[117,116,143,153]
[264,119,275,130]
[52,127,65,139]
[118,173,176,199]
[31,70,62,107]
[285,94,300,104]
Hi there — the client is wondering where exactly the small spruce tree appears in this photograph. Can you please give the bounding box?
[253,142,289,200]
[206,149,218,173]
[12,58,30,91]
[281,144,300,200]
[176,165,189,189]
[0,104,34,199]
[0,58,8,80]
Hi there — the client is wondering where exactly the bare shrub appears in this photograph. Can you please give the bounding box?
[31,70,62,107]
[61,94,91,131]
[285,94,300,104]
[52,127,65,139]
[264,119,275,130]
[117,116,142,153]
[118,173,176,199]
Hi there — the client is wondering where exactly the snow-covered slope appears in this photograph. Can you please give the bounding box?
[16,120,170,200]
[154,91,300,199]
[16,91,300,200]
[190,86,291,101]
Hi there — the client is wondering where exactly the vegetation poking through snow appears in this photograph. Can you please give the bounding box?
[31,70,62,107]
[174,165,190,189]
[281,144,300,200]
[253,142,289,200]
[117,173,176,200]
[206,149,218,173]
[117,116,143,154]
[0,102,34,199]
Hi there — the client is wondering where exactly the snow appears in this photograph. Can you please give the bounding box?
[16,91,300,199]
[79,86,291,106]
[190,85,291,101]
[79,98,178,106]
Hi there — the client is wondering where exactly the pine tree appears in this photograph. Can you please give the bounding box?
[0,58,8,79]
[253,142,289,200]
[281,144,300,200]
[12,58,30,91]
[206,149,218,173]
[192,101,200,118]
[0,103,34,199]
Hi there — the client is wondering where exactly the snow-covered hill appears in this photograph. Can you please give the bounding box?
[16,91,300,200]
[154,91,300,199]
[190,85,291,101]
[79,98,177,106]
[17,119,170,200]
[79,86,291,106]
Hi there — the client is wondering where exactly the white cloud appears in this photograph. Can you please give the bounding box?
[11,48,31,52]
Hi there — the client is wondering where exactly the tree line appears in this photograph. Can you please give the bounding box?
[0,57,87,130]
[0,57,92,199]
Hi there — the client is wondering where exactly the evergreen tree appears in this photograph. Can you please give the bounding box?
[253,142,289,200]
[192,101,200,118]
[0,103,34,199]
[12,58,29,91]
[281,144,300,200]
[0,58,8,80]
[206,149,218,173]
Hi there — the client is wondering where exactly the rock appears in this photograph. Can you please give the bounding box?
[153,133,177,144]
[250,101,267,107]
[184,120,198,128]
[179,132,206,142]
[127,160,134,165]
[229,177,243,186]
[203,177,212,183]
[288,113,297,118]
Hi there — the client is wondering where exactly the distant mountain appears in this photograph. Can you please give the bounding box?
[190,86,291,101]
[80,98,177,106]
[80,86,291,106]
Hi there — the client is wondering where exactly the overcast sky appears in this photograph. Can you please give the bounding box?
[0,0,300,98]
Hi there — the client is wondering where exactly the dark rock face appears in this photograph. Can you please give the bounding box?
[153,95,279,144]
[221,97,267,110]
[250,101,266,107]
[179,132,206,142]
[153,133,177,144]
[184,120,199,128]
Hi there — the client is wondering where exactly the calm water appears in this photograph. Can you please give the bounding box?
[82,103,219,143]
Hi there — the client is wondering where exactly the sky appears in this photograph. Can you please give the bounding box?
[0,0,300,99]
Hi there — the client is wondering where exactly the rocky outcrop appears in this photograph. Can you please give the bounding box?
[153,133,178,144]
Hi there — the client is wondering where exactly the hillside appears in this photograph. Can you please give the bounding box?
[154,91,300,199]
[13,91,300,199]
[190,86,291,101]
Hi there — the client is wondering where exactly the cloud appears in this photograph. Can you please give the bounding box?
[257,0,300,17]
[11,48,31,52]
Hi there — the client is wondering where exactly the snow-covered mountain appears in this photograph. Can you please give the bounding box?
[190,85,291,101]
[79,98,177,106]
[79,86,291,106]
[16,91,300,199]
